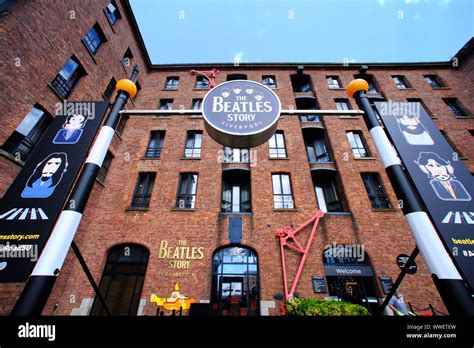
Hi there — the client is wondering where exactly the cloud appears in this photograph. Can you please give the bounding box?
[378,0,385,5]
[233,52,243,65]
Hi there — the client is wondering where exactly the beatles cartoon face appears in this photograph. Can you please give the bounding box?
[21,152,68,198]
[415,152,471,201]
[53,114,87,144]
[395,114,434,145]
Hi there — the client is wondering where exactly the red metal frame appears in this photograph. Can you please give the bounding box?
[276,210,324,301]
[190,68,220,89]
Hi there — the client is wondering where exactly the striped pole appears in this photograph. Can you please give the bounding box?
[347,79,474,316]
[10,67,139,316]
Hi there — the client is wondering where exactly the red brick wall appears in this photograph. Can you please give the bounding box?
[1,1,472,316]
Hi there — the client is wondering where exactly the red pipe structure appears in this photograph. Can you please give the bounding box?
[190,68,220,89]
[276,210,324,301]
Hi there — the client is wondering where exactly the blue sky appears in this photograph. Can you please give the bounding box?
[129,0,474,64]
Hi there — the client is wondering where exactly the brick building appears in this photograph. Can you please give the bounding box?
[0,0,472,316]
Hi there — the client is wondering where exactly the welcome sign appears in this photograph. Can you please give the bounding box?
[202,80,281,148]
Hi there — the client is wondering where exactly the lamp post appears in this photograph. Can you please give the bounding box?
[346,79,473,315]
[11,66,140,316]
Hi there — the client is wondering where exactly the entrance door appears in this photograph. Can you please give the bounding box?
[211,246,259,316]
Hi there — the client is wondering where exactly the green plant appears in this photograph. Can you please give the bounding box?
[285,298,369,316]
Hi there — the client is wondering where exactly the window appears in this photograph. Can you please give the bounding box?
[145,131,165,158]
[346,131,370,158]
[443,98,467,117]
[407,98,433,118]
[297,97,319,122]
[195,76,209,89]
[192,98,203,110]
[262,75,277,88]
[51,56,85,99]
[116,115,128,136]
[440,130,464,159]
[90,244,149,315]
[83,23,106,55]
[335,98,352,111]
[424,75,443,88]
[121,48,133,67]
[227,74,247,81]
[184,131,202,158]
[159,99,173,110]
[392,75,410,89]
[272,174,294,209]
[223,147,249,163]
[304,129,331,163]
[361,173,391,209]
[97,151,113,183]
[2,105,52,162]
[103,77,116,100]
[326,76,342,89]
[104,1,121,25]
[176,173,198,209]
[131,173,156,209]
[211,246,259,316]
[312,171,345,212]
[291,74,312,93]
[164,76,179,90]
[469,130,474,137]
[221,170,251,213]
[355,75,378,93]
[268,131,287,158]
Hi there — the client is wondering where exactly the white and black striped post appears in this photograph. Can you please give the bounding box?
[347,79,474,316]
[10,67,140,316]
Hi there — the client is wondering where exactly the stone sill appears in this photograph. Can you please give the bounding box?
[171,208,196,212]
[455,116,474,119]
[125,207,149,212]
[396,87,415,91]
[371,208,398,212]
[152,116,171,119]
[354,157,377,161]
[339,116,359,119]
[431,87,451,90]
[140,156,161,161]
[268,157,290,160]
[323,212,352,215]
[273,208,298,212]
[0,149,24,167]
[161,88,178,91]
[181,157,201,160]
[328,88,345,91]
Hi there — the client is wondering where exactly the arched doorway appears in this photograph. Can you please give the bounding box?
[90,244,149,315]
[211,246,259,316]
[323,246,379,314]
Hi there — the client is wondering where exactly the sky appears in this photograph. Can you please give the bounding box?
[129,0,474,65]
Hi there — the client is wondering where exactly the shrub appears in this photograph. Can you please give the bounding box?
[285,298,369,316]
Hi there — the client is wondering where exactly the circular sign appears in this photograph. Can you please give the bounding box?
[202,80,281,148]
[396,254,417,274]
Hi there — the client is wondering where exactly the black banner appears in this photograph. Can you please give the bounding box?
[0,101,108,282]
[375,102,474,291]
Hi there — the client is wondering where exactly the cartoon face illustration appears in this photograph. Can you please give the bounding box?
[232,85,242,94]
[244,86,254,94]
[221,89,231,98]
[64,114,86,130]
[395,114,433,145]
[254,92,264,101]
[21,152,68,198]
[415,152,471,201]
[53,114,87,144]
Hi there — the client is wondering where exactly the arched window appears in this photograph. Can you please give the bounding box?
[90,244,149,315]
[211,246,259,316]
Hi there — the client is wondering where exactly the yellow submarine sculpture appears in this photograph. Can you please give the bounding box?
[150,282,195,311]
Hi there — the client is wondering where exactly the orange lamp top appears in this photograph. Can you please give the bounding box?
[116,79,137,98]
[346,79,369,98]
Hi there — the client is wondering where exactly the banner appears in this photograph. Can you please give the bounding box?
[375,101,474,290]
[0,101,108,282]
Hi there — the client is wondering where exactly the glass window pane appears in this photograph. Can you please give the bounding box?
[16,107,44,136]
[59,59,79,81]
[194,133,202,148]
[272,175,281,194]
[281,175,291,194]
